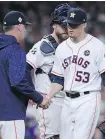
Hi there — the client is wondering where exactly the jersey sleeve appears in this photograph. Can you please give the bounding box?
[96,43,105,74]
[51,48,64,77]
[26,42,44,70]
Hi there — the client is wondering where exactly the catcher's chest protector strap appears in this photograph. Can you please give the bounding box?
[40,35,58,56]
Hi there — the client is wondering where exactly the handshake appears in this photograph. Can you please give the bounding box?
[29,94,52,109]
[38,94,52,109]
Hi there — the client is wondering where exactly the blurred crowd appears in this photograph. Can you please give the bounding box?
[0,1,105,139]
[0,1,105,52]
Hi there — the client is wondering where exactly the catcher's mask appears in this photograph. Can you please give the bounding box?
[51,3,71,29]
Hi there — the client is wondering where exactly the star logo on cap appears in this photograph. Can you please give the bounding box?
[70,12,76,18]
[18,17,22,23]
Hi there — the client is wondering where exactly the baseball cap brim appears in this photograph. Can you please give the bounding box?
[63,19,82,25]
[25,22,31,25]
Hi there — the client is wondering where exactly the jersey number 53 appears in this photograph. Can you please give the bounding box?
[75,71,90,83]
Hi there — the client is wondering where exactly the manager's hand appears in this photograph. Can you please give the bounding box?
[39,95,51,109]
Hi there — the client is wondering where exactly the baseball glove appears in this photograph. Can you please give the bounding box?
[97,121,105,135]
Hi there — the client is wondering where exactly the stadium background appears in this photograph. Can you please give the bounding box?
[0,1,105,139]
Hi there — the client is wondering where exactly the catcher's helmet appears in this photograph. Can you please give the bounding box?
[51,3,71,28]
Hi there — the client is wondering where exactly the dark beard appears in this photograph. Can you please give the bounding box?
[56,33,68,43]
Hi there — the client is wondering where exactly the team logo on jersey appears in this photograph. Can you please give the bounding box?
[62,55,90,70]
[84,50,90,56]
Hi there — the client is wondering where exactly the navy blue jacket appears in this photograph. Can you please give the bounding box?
[0,34,43,120]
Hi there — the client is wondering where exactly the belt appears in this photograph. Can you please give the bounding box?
[47,135,59,139]
[66,91,90,99]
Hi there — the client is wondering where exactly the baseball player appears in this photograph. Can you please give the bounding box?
[26,3,71,139]
[47,8,105,139]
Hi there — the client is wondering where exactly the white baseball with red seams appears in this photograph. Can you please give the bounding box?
[51,34,105,139]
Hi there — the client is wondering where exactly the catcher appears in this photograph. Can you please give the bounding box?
[27,3,71,139]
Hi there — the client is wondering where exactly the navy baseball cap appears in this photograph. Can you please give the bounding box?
[3,11,31,26]
[64,7,87,25]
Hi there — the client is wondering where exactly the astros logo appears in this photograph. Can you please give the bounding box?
[70,12,76,18]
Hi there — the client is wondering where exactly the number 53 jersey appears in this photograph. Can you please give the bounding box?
[51,34,105,92]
